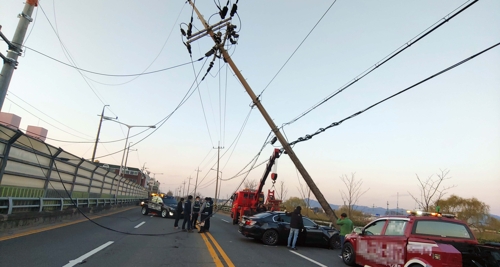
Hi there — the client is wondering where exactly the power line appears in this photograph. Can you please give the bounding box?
[8,92,94,139]
[38,3,108,107]
[191,56,215,147]
[283,0,478,127]
[287,41,500,147]
[23,46,203,78]
[258,0,338,98]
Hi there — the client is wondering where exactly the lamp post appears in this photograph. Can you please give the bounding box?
[123,141,138,174]
[102,118,155,177]
[104,118,155,197]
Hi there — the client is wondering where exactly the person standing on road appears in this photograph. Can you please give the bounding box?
[337,212,353,258]
[191,196,201,230]
[205,197,214,232]
[198,197,213,233]
[286,206,303,250]
[182,195,193,232]
[174,198,184,229]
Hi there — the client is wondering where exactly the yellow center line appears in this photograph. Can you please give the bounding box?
[200,232,224,267]
[0,206,137,242]
[206,232,235,267]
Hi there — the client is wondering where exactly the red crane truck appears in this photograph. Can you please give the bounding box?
[230,148,282,225]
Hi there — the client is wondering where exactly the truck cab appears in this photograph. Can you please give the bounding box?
[342,211,500,267]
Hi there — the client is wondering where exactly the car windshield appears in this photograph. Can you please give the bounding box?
[413,220,473,239]
[162,197,177,205]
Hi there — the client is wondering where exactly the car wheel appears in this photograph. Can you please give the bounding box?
[141,206,149,216]
[161,209,168,218]
[330,234,341,249]
[342,242,356,266]
[262,230,279,246]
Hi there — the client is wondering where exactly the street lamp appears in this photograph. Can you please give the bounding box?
[103,118,155,177]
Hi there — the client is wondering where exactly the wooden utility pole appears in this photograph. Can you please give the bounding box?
[0,0,38,111]
[214,141,223,203]
[187,1,338,221]
[186,176,192,196]
[182,181,186,197]
[194,168,202,197]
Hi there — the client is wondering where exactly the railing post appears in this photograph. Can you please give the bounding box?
[60,198,64,211]
[0,130,22,184]
[87,165,99,196]
[87,198,90,208]
[76,198,79,208]
[69,158,85,198]
[43,148,63,198]
[100,170,110,197]
[39,197,43,212]
[7,196,13,214]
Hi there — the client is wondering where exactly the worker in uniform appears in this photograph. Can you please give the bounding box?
[191,196,201,230]
[174,197,184,229]
[205,197,214,232]
[198,197,213,233]
[182,195,193,232]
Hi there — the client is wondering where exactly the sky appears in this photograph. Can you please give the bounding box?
[1,1,499,214]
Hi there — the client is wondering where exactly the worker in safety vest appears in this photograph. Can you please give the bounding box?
[198,197,213,233]
[191,196,201,229]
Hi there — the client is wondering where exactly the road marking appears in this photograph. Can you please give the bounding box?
[206,232,235,267]
[0,206,137,242]
[200,232,223,267]
[290,250,327,267]
[221,219,229,223]
[63,241,114,267]
[134,221,146,228]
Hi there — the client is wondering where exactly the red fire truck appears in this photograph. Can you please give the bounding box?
[230,148,283,225]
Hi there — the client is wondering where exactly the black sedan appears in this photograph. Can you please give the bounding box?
[141,196,178,218]
[238,211,341,249]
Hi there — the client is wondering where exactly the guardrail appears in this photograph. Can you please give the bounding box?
[0,197,140,215]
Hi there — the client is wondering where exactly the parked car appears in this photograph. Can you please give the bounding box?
[342,210,500,267]
[141,196,178,218]
[238,211,341,249]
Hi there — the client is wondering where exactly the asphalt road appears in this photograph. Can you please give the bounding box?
[0,207,346,267]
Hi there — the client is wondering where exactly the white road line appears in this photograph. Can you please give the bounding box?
[63,241,114,267]
[221,219,229,223]
[134,221,146,228]
[289,250,327,267]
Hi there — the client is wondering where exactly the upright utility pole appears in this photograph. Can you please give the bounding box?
[182,181,186,197]
[194,168,201,197]
[0,0,38,111]
[186,1,338,221]
[214,141,223,201]
[91,105,116,162]
[123,142,137,172]
[186,176,192,196]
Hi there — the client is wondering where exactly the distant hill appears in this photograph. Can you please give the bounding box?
[304,198,500,218]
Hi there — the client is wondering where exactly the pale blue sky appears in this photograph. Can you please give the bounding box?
[1,1,499,214]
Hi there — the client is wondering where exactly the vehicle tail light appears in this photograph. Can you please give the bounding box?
[245,220,257,226]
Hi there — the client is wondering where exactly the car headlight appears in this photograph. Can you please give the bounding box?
[140,201,144,205]
[169,212,174,216]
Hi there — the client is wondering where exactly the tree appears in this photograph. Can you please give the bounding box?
[243,179,258,190]
[339,173,369,218]
[277,180,288,201]
[166,190,174,196]
[439,195,490,232]
[409,169,455,212]
[283,197,306,212]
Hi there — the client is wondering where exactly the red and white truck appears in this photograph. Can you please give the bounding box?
[342,210,500,267]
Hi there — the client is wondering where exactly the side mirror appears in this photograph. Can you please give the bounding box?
[353,227,363,235]
[314,224,319,229]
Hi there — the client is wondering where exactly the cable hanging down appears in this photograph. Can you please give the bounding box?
[287,41,500,147]
[283,0,478,127]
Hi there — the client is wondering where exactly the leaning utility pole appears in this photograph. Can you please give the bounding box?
[187,1,338,221]
[0,0,38,111]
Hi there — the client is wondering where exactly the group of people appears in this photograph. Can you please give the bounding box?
[174,195,214,233]
[285,206,354,255]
